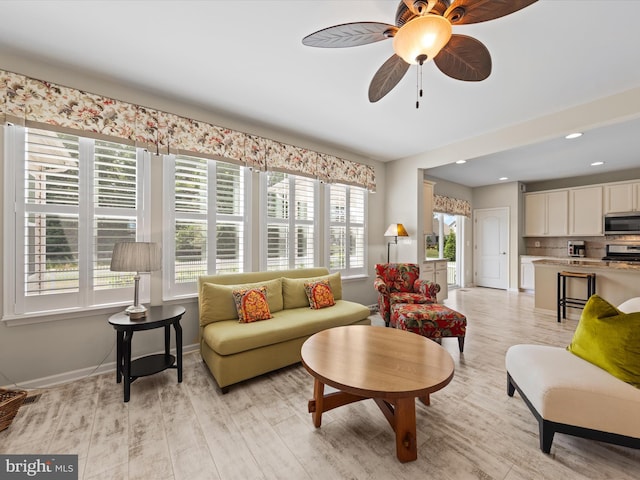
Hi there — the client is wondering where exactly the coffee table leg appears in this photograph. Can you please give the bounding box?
[394,397,417,462]
[311,378,325,427]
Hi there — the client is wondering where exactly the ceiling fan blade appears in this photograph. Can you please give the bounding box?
[434,34,491,81]
[368,54,410,102]
[445,0,538,25]
[302,22,396,48]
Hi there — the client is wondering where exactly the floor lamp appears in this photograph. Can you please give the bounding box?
[384,223,409,263]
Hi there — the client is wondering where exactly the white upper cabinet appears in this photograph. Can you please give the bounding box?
[604,182,640,213]
[569,186,603,236]
[524,193,547,236]
[547,190,569,236]
[423,181,434,234]
[524,190,568,236]
[524,179,640,238]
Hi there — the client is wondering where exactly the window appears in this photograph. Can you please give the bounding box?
[4,125,149,316]
[263,172,317,270]
[327,184,366,276]
[163,154,246,298]
[3,125,370,317]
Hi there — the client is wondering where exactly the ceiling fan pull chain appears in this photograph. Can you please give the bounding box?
[416,54,427,109]
[416,65,420,109]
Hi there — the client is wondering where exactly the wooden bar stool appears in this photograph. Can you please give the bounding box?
[557,271,596,322]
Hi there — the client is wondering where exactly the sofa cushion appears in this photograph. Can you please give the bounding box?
[232,286,273,323]
[618,297,640,313]
[199,278,283,326]
[567,294,640,388]
[282,272,342,309]
[201,299,369,355]
[304,280,335,309]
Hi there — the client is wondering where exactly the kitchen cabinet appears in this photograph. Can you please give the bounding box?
[520,257,536,291]
[524,193,546,236]
[435,261,448,302]
[569,185,603,235]
[421,259,448,302]
[525,179,640,237]
[423,181,434,234]
[519,255,557,291]
[604,182,640,213]
[524,190,568,236]
[547,191,569,236]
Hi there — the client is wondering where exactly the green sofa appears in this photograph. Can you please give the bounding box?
[198,267,371,391]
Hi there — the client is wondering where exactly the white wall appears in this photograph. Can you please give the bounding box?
[0,55,384,386]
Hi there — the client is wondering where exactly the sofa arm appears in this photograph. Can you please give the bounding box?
[374,277,389,295]
[414,279,440,301]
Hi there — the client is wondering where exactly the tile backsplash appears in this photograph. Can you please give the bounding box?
[524,235,640,258]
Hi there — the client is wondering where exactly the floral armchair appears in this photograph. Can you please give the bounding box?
[374,263,440,327]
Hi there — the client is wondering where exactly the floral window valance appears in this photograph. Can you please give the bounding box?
[433,194,471,217]
[0,69,376,191]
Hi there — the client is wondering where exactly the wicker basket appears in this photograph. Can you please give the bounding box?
[0,388,27,432]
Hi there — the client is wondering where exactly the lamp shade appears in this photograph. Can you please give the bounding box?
[110,242,162,273]
[384,224,409,237]
[393,14,452,65]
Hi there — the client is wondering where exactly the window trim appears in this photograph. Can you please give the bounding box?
[325,183,368,277]
[2,124,152,322]
[261,171,319,271]
[162,154,250,300]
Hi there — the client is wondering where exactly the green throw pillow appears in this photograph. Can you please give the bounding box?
[199,278,283,326]
[282,272,342,309]
[567,294,640,388]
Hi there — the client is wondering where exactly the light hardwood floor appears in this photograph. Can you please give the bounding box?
[1,287,639,479]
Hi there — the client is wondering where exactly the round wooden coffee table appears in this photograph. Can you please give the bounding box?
[301,325,455,462]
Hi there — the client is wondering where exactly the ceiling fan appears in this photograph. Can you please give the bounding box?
[302,0,539,105]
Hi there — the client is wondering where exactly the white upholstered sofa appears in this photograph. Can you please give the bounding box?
[505,297,640,453]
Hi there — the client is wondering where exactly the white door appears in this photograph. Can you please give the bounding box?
[474,207,509,289]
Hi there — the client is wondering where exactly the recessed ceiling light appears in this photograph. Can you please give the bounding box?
[565,132,583,140]
[499,177,509,181]
[591,161,604,166]
[455,160,466,164]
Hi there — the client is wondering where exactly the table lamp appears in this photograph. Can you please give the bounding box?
[110,242,162,319]
[384,223,409,263]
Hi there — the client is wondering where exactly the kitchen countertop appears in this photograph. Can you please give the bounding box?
[533,258,640,272]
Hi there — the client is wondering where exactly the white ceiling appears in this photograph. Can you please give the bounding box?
[1,0,640,187]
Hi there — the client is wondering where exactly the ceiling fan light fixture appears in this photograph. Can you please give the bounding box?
[392,14,452,65]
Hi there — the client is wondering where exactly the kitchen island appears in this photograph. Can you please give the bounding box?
[533,258,640,319]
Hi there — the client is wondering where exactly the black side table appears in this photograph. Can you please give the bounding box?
[108,305,186,402]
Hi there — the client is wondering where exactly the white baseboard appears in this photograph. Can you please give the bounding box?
[4,343,199,390]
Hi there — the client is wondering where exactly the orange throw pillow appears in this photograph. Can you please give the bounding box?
[304,280,336,310]
[232,286,273,323]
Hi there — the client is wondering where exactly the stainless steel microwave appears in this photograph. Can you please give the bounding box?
[604,212,640,234]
